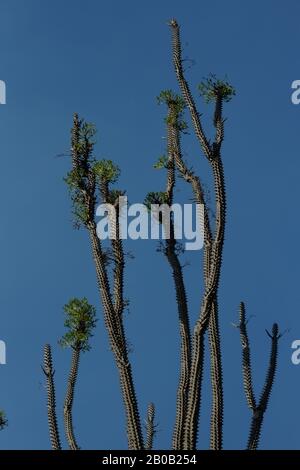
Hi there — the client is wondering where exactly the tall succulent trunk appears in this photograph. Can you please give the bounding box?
[43,344,61,450]
[169,20,226,449]
[145,403,156,450]
[64,346,81,450]
[160,107,191,450]
[88,222,143,449]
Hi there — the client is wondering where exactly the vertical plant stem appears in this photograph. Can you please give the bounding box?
[64,345,81,450]
[43,344,62,450]
[170,20,226,449]
[208,298,223,449]
[162,105,191,450]
[145,403,156,450]
[88,222,143,449]
[247,324,280,450]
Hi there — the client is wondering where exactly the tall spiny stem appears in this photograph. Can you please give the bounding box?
[238,302,256,411]
[237,303,280,449]
[64,345,81,450]
[247,323,280,450]
[88,220,143,449]
[172,107,223,449]
[173,135,223,449]
[208,299,223,449]
[145,403,156,450]
[169,20,227,449]
[42,344,62,450]
[68,115,143,449]
[60,297,96,450]
[160,98,191,450]
[169,20,212,161]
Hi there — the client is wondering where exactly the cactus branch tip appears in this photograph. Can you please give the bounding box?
[168,18,178,28]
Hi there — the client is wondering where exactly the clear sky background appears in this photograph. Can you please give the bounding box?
[0,0,299,450]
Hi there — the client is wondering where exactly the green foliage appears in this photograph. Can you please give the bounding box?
[72,120,97,164]
[165,115,188,131]
[64,169,90,227]
[59,298,97,352]
[65,118,98,228]
[66,119,121,228]
[64,167,86,190]
[73,197,90,226]
[0,410,7,430]
[157,90,187,131]
[92,159,120,184]
[144,191,169,211]
[153,155,168,170]
[157,90,185,112]
[81,122,97,141]
[74,122,97,153]
[198,74,235,103]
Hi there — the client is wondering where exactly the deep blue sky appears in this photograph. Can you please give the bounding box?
[0,0,299,450]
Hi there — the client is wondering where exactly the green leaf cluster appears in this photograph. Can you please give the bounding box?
[153,155,168,170]
[157,90,187,131]
[59,298,97,352]
[144,191,169,211]
[92,159,120,184]
[157,90,185,112]
[198,74,235,103]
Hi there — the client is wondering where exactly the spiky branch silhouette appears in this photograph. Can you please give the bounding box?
[237,302,280,450]
[42,344,61,450]
[64,346,81,450]
[168,19,233,450]
[60,298,96,450]
[43,298,96,450]
[144,403,156,450]
[156,87,225,449]
[65,119,144,449]
[146,91,191,450]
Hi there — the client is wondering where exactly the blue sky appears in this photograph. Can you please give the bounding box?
[0,0,300,450]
